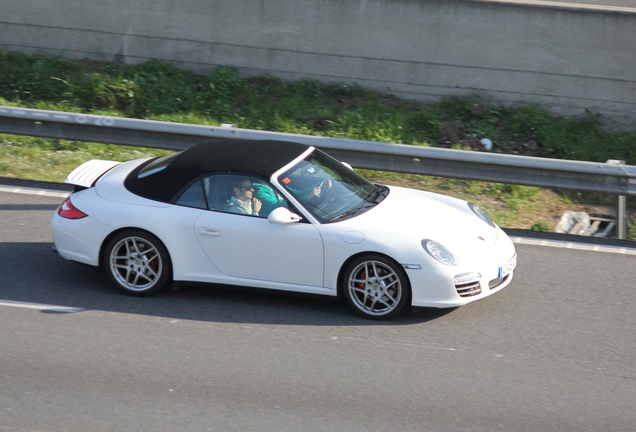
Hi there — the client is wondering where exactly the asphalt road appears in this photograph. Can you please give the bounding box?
[1,188,635,432]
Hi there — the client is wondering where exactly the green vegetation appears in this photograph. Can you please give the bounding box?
[1,50,635,236]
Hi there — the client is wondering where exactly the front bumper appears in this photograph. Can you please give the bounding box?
[408,243,516,308]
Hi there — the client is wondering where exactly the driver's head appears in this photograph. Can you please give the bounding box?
[302,164,317,177]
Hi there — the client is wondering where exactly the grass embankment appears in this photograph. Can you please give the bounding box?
[1,50,635,236]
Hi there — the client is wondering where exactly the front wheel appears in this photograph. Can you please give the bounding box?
[342,255,410,319]
[104,230,172,296]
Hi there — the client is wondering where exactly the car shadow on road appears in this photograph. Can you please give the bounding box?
[0,242,457,326]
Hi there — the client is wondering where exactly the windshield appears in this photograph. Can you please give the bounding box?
[277,149,388,223]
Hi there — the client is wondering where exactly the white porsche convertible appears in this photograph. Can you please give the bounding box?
[51,139,516,319]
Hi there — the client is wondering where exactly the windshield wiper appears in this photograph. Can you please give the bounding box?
[329,186,388,222]
[329,199,379,222]
[329,205,367,222]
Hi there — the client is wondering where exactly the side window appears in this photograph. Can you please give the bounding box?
[177,174,293,218]
[199,174,290,218]
[175,180,207,209]
[205,175,231,211]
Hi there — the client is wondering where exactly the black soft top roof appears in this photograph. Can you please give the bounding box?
[125,139,310,203]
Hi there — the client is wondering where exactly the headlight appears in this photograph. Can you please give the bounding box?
[422,240,455,266]
[468,203,497,228]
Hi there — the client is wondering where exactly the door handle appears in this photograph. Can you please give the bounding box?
[198,227,221,238]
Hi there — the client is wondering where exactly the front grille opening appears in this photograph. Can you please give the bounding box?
[455,280,481,297]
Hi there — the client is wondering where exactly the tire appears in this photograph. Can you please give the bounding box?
[342,254,410,319]
[104,230,172,296]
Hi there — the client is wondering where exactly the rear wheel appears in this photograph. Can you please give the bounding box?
[104,230,171,296]
[342,254,410,319]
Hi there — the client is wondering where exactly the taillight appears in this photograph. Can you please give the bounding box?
[58,197,88,219]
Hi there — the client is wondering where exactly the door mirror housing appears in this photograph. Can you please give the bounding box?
[268,207,302,224]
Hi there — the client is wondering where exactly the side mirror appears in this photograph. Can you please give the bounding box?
[268,207,302,224]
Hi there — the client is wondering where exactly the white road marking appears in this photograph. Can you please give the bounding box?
[0,184,69,198]
[511,236,636,255]
[486,0,636,13]
[0,299,84,313]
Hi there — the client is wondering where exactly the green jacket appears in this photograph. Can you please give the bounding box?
[252,183,288,216]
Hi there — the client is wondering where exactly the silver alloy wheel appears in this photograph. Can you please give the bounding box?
[109,236,162,292]
[347,259,403,317]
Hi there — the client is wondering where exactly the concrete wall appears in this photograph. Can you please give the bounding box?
[2,0,636,129]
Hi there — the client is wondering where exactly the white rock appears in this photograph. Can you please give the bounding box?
[480,138,493,150]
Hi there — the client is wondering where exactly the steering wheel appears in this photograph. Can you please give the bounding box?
[309,180,332,204]
[314,190,358,215]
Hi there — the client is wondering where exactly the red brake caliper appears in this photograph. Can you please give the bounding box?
[357,270,367,289]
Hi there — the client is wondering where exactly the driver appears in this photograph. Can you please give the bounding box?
[280,178,332,205]
[299,165,332,202]
[306,179,332,203]
[251,179,332,216]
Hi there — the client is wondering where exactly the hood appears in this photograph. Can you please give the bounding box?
[345,186,500,255]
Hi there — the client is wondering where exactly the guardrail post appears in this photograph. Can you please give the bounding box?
[607,160,627,239]
[618,195,627,239]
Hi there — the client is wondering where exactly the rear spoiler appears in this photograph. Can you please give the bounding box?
[64,160,122,188]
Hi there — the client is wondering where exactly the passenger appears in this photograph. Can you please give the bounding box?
[251,182,288,217]
[224,178,262,216]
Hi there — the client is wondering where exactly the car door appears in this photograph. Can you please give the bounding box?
[192,174,325,287]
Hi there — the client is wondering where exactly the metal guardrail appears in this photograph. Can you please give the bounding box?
[1,105,634,236]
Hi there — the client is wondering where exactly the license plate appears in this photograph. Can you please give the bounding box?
[498,254,517,278]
